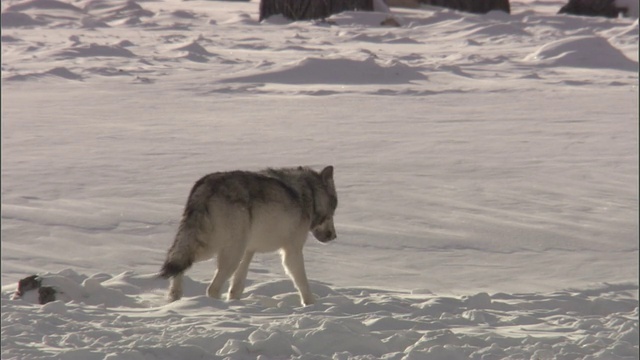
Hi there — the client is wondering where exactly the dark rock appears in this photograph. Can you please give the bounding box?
[15,275,41,297]
[260,0,374,21]
[558,0,627,18]
[38,287,57,305]
[14,274,57,304]
[419,0,511,14]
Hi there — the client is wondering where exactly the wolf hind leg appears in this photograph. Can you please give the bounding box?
[281,247,314,306]
[228,251,255,300]
[168,273,184,302]
[207,244,246,299]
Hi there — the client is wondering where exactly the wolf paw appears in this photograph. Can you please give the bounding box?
[168,290,182,302]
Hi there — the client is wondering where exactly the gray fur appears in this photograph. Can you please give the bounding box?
[160,166,338,306]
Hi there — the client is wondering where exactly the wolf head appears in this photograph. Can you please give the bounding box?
[311,166,338,243]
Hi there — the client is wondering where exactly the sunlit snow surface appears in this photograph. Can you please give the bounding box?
[1,0,638,359]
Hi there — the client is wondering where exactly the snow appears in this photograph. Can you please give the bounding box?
[1,0,638,359]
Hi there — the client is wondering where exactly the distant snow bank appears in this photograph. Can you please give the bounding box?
[3,270,638,360]
[221,56,428,85]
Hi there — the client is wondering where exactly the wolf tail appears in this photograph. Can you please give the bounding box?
[159,213,201,279]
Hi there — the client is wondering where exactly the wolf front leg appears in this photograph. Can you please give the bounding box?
[281,247,315,306]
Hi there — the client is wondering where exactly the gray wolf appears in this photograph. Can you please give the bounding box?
[159,166,338,306]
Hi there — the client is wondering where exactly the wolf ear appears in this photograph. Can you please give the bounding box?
[320,165,334,182]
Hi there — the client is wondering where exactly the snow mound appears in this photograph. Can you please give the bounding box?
[524,36,638,71]
[4,0,84,13]
[80,0,154,24]
[2,0,89,27]
[173,40,215,63]
[328,11,398,27]
[8,270,148,307]
[461,23,531,38]
[2,270,638,359]
[0,11,45,27]
[221,56,428,85]
[4,67,83,81]
[55,43,136,58]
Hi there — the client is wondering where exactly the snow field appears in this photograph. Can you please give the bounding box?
[1,0,638,358]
